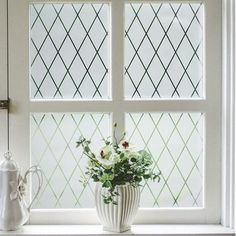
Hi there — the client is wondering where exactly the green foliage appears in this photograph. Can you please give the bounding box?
[77,124,161,204]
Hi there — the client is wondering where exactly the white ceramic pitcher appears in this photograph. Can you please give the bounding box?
[0,152,43,231]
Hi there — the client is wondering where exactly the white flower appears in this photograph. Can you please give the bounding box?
[110,153,121,164]
[99,146,112,160]
[118,140,130,150]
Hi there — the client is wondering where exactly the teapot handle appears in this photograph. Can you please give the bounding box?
[23,166,43,210]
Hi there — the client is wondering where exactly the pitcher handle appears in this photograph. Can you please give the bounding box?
[23,166,43,210]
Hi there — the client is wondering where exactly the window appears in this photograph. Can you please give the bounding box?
[6,0,222,224]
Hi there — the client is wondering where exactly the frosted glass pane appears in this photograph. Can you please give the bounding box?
[30,4,110,100]
[31,113,110,208]
[125,3,204,99]
[126,113,204,207]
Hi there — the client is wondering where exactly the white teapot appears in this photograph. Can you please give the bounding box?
[0,152,43,231]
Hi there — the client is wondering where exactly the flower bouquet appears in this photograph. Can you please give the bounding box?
[77,123,161,204]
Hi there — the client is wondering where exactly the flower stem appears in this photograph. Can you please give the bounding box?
[83,151,106,170]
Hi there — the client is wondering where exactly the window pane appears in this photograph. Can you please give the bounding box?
[125,3,204,99]
[30,4,110,100]
[31,113,110,208]
[126,113,204,207]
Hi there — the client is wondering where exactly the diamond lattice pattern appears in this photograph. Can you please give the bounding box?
[30,4,110,100]
[31,113,110,208]
[126,113,204,207]
[125,3,204,99]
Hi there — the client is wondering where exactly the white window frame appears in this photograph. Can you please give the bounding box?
[0,0,8,155]
[6,0,229,225]
[222,0,236,229]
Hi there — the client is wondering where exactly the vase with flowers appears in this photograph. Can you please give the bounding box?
[77,123,161,232]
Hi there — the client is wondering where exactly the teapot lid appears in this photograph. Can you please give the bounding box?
[0,152,18,171]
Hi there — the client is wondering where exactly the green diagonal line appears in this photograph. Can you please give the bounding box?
[38,114,68,207]
[128,113,171,205]
[151,113,184,206]
[133,114,201,206]
[63,114,108,205]
[31,119,60,206]
[69,114,94,203]
[69,114,92,200]
[55,114,97,205]
[147,113,178,206]
[34,114,67,206]
[52,116,84,207]
[192,187,203,206]
[128,113,145,141]
[48,113,91,207]
[58,114,98,206]
[128,113,181,206]
[163,113,202,206]
[157,113,203,206]
[74,114,109,205]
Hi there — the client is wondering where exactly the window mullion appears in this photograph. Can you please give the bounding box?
[111,0,125,139]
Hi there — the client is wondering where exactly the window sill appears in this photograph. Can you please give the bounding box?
[0,225,234,236]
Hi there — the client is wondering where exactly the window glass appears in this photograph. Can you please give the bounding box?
[30,4,110,100]
[31,113,110,208]
[126,112,204,207]
[125,3,204,99]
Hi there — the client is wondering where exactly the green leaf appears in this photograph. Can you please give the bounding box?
[120,153,125,158]
[102,181,112,188]
[84,146,90,153]
[92,175,99,182]
[143,174,151,179]
[134,176,142,182]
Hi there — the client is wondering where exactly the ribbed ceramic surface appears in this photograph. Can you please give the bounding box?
[95,184,140,233]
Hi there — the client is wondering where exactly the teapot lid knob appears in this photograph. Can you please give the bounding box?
[0,151,18,171]
[4,151,12,161]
